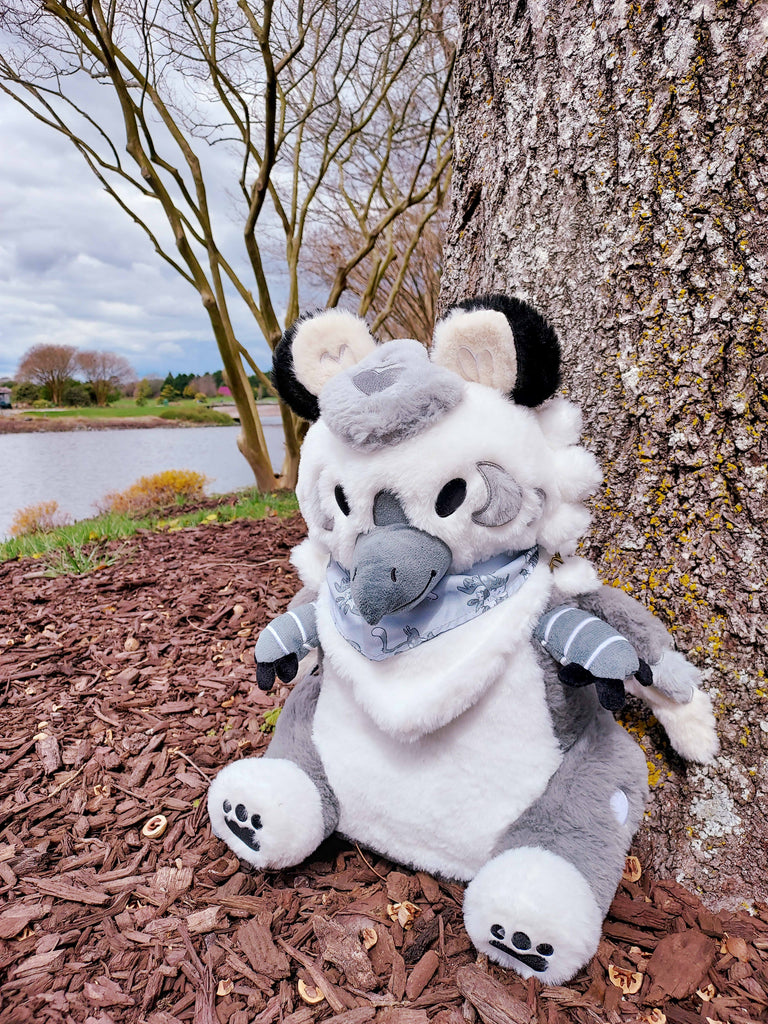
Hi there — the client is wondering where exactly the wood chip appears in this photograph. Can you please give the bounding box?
[32,877,110,905]
[35,733,62,774]
[313,913,378,991]
[456,965,535,1024]
[406,949,440,1001]
[237,915,290,980]
[0,903,47,939]
[84,976,136,1006]
[723,933,749,961]
[187,905,223,934]
[645,929,718,1002]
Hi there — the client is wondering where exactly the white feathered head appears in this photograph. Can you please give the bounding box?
[272,296,601,589]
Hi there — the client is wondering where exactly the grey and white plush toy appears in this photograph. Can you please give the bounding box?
[208,296,718,985]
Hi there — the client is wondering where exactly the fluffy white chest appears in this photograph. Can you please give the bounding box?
[313,642,562,881]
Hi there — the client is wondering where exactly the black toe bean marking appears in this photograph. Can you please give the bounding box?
[222,801,262,852]
[489,928,554,974]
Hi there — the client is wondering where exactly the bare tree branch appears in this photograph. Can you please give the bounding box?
[1,0,455,488]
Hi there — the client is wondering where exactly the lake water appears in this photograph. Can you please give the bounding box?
[0,423,286,539]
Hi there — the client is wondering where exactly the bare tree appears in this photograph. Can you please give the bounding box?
[77,350,135,406]
[189,374,218,399]
[441,1,767,908]
[1,0,454,489]
[16,343,80,406]
[303,195,449,343]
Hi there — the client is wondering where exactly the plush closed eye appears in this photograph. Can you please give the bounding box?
[334,484,351,516]
[435,478,467,518]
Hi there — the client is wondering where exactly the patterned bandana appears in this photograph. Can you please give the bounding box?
[326,546,539,662]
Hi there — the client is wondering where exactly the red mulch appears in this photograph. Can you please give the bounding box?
[1,513,766,1024]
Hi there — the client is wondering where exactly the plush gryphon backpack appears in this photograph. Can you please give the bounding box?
[208,295,718,984]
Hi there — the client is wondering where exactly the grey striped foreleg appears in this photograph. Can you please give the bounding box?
[534,606,651,711]
[254,602,320,691]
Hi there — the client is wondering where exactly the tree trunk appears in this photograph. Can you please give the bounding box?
[441,0,767,909]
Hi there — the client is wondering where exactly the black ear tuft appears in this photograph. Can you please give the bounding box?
[272,312,321,422]
[453,294,561,407]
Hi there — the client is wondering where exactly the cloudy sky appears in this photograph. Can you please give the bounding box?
[0,90,284,384]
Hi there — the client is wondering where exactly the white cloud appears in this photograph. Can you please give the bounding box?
[0,91,281,382]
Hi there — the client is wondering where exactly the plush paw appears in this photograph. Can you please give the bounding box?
[207,757,325,869]
[221,800,264,852]
[464,846,603,985]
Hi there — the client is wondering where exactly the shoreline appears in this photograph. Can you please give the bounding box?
[0,414,204,434]
[0,404,281,434]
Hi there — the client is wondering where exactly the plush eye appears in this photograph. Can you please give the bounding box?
[435,478,467,517]
[334,484,351,516]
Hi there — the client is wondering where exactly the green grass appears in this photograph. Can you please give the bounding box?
[158,406,234,424]
[0,489,299,567]
[24,398,236,420]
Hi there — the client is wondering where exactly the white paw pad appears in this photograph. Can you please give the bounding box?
[207,757,325,869]
[464,846,603,985]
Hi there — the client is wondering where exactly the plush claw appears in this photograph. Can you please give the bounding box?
[635,659,653,687]
[256,660,276,692]
[558,663,626,711]
[275,652,299,683]
[557,663,594,688]
[594,677,626,711]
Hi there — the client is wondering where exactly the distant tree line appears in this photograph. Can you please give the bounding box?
[13,344,135,408]
[8,342,273,409]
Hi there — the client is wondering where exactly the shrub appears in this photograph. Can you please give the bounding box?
[12,381,39,405]
[62,381,95,407]
[158,406,233,425]
[100,470,210,515]
[32,398,54,409]
[10,501,69,537]
[135,379,153,406]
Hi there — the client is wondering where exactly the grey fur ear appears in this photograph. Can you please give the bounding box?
[432,295,561,407]
[472,462,523,527]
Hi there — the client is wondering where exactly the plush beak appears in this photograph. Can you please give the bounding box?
[349,523,452,626]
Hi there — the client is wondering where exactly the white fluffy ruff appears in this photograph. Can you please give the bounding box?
[463,847,603,985]
[207,758,325,869]
[316,558,553,742]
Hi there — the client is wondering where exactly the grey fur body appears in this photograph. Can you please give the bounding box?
[494,703,647,912]
[262,585,658,899]
[264,665,339,836]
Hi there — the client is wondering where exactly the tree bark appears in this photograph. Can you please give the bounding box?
[441,0,767,909]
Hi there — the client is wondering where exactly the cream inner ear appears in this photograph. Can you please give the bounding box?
[432,309,517,392]
[292,309,377,395]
